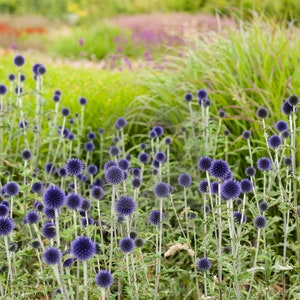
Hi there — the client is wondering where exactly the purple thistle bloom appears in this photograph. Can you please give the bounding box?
[268,135,282,149]
[131,168,141,177]
[105,166,124,185]
[43,207,60,219]
[221,180,241,200]
[209,160,231,180]
[148,210,164,226]
[84,141,95,152]
[95,270,114,288]
[257,157,272,171]
[135,238,144,248]
[288,94,299,106]
[25,210,40,224]
[282,100,293,116]
[43,185,65,209]
[31,182,43,193]
[138,152,150,164]
[70,236,96,261]
[65,193,82,210]
[153,126,164,137]
[81,217,93,227]
[242,130,251,140]
[131,177,142,189]
[196,257,211,272]
[58,167,67,177]
[104,160,117,170]
[184,93,193,102]
[118,159,130,170]
[87,164,98,175]
[42,222,56,239]
[198,156,212,171]
[93,178,104,188]
[61,107,70,117]
[119,237,135,253]
[275,120,288,133]
[154,182,170,198]
[197,89,208,100]
[43,247,61,265]
[115,117,127,129]
[0,217,14,235]
[0,84,7,95]
[259,201,269,212]
[14,55,25,67]
[65,158,84,176]
[154,151,166,163]
[79,97,87,106]
[45,162,56,174]
[81,199,92,212]
[63,258,76,268]
[90,186,105,200]
[254,215,267,229]
[198,180,209,193]
[245,166,256,177]
[4,181,19,197]
[210,181,219,194]
[87,132,96,140]
[115,196,136,216]
[109,146,120,157]
[256,107,269,119]
[233,211,247,224]
[240,179,253,194]
[0,204,9,217]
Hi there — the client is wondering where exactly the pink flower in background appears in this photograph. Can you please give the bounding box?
[78,38,84,46]
[11,43,17,50]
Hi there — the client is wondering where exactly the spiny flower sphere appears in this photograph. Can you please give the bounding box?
[104,160,117,170]
[84,141,95,152]
[259,201,269,212]
[284,157,292,166]
[245,166,256,177]
[65,158,84,176]
[138,152,150,164]
[240,179,253,194]
[184,92,193,102]
[177,173,192,187]
[42,222,56,239]
[198,180,209,193]
[71,236,96,261]
[196,258,211,272]
[288,94,299,106]
[153,126,164,137]
[21,149,32,160]
[63,258,76,268]
[14,55,25,67]
[233,211,247,224]
[148,210,164,226]
[197,89,208,100]
[109,146,120,157]
[65,193,82,210]
[282,100,293,116]
[43,247,61,265]
[268,135,282,149]
[31,182,43,193]
[25,210,40,224]
[221,180,241,200]
[154,182,170,198]
[105,166,125,185]
[118,159,130,171]
[119,237,135,253]
[95,270,114,288]
[87,164,98,175]
[115,117,127,129]
[257,157,272,172]
[131,177,142,189]
[90,186,105,200]
[209,160,231,180]
[154,151,166,163]
[115,196,136,216]
[275,120,288,133]
[0,84,7,95]
[43,185,65,209]
[242,130,251,140]
[0,204,9,217]
[254,215,267,229]
[256,107,269,119]
[4,181,19,197]
[198,156,212,171]
[0,217,14,236]
[79,97,87,105]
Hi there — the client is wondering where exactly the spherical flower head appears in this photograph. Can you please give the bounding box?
[8,74,15,81]
[84,141,95,152]
[154,182,170,198]
[259,201,269,212]
[115,117,127,129]
[135,238,144,248]
[177,173,192,187]
[164,137,172,145]
[32,63,42,75]
[81,199,92,212]
[61,107,70,117]
[240,179,253,194]
[105,166,125,185]
[288,94,299,106]
[90,186,105,200]
[115,196,136,216]
[1,200,10,208]
[43,207,60,219]
[131,168,141,177]
[282,100,293,116]
[119,237,135,253]
[210,182,219,194]
[42,222,56,239]
[275,120,288,133]
[197,89,208,100]
[257,157,272,172]
[25,210,40,224]
[138,152,150,164]
[140,142,147,150]
[184,93,193,102]
[43,247,61,265]
[58,167,67,177]
[129,231,138,240]
[34,201,44,212]
[198,156,212,172]
[149,130,157,139]
[245,166,256,177]
[4,181,20,197]
[218,109,226,118]
[0,84,7,95]
[196,257,211,272]
[71,236,96,261]
[281,130,290,139]
[233,211,247,225]
[209,160,231,180]
[65,193,82,210]
[268,135,282,149]
[221,180,241,200]
[153,126,164,137]
[95,270,114,288]
[198,180,209,193]
[0,217,14,235]
[63,258,76,268]
[20,74,26,82]
[256,107,269,119]
[242,130,251,140]
[43,185,65,209]
[254,215,267,229]
[104,160,117,171]
[110,146,120,157]
[118,159,130,171]
[79,97,87,106]
[0,204,9,217]
[224,129,230,136]
[37,65,46,75]
[93,178,104,188]
[87,164,98,176]
[81,217,93,227]
[31,239,41,249]
[45,162,56,174]
[148,210,164,226]
[284,157,292,166]
[65,158,84,176]
[154,151,166,163]
[131,177,142,189]
[13,55,25,67]
[31,182,43,193]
